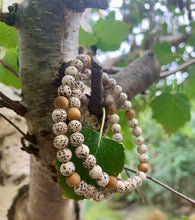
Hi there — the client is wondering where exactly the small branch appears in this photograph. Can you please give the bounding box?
[0,3,18,26]
[159,59,195,78]
[0,59,19,78]
[21,137,39,157]
[103,67,122,75]
[124,167,195,206]
[0,91,27,116]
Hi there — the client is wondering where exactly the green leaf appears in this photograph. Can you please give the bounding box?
[79,26,97,48]
[181,216,190,220]
[150,93,191,133]
[0,22,18,48]
[0,48,20,89]
[54,127,125,201]
[93,17,128,51]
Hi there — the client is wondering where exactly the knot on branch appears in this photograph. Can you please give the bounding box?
[0,3,18,26]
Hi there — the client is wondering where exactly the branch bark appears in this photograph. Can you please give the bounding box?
[0,59,19,78]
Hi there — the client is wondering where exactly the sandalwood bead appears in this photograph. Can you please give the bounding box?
[125,109,135,120]
[67,108,81,120]
[66,172,81,187]
[138,163,149,173]
[106,176,118,190]
[54,96,69,110]
[85,55,91,68]
[106,104,117,115]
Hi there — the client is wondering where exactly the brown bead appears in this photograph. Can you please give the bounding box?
[66,172,81,187]
[138,163,149,173]
[67,107,81,121]
[85,55,91,68]
[54,96,69,110]
[106,104,117,115]
[125,109,135,120]
[106,176,118,190]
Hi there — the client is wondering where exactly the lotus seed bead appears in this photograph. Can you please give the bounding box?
[75,80,85,92]
[137,171,147,181]
[127,178,137,190]
[114,180,126,193]
[70,59,83,72]
[102,72,109,81]
[107,78,116,89]
[132,127,142,137]
[71,89,82,99]
[58,85,72,98]
[119,92,128,103]
[89,165,103,179]
[85,184,96,199]
[66,172,81,187]
[121,100,132,111]
[75,144,89,159]
[117,173,122,180]
[79,73,88,83]
[137,144,148,154]
[69,132,84,147]
[138,163,149,173]
[53,122,68,135]
[65,66,79,78]
[85,55,91,68]
[76,54,88,67]
[74,181,88,195]
[112,133,123,142]
[69,97,81,108]
[109,114,120,124]
[68,120,82,133]
[134,136,144,145]
[56,148,72,163]
[111,123,121,134]
[128,118,138,128]
[106,176,118,190]
[54,96,69,110]
[52,109,67,122]
[53,135,69,149]
[112,85,122,96]
[104,95,114,106]
[93,190,105,202]
[83,68,91,79]
[133,176,142,187]
[60,161,75,176]
[125,109,135,120]
[106,104,117,115]
[67,108,81,121]
[62,75,75,88]
[96,172,110,187]
[102,190,112,200]
[83,154,96,169]
[123,181,132,193]
[137,153,149,163]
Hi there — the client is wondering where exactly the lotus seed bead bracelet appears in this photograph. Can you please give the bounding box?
[52,54,149,202]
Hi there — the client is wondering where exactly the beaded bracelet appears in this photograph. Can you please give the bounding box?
[52,54,149,202]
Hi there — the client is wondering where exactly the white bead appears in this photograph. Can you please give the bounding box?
[93,190,104,202]
[123,181,133,193]
[76,54,88,67]
[119,92,127,103]
[137,171,147,181]
[112,85,122,96]
[65,66,79,78]
[74,181,88,195]
[107,78,116,89]
[109,114,120,124]
[137,144,148,154]
[102,72,109,81]
[133,176,142,187]
[68,120,82,133]
[112,133,123,142]
[75,144,89,159]
[58,85,72,98]
[117,173,122,180]
[83,154,96,169]
[89,165,102,179]
[113,180,125,193]
[134,136,144,145]
[85,184,96,199]
[128,118,139,128]
[132,127,142,137]
[70,59,83,71]
[56,148,72,163]
[121,100,132,111]
[52,109,67,122]
[137,153,149,163]
[96,172,109,187]
[62,75,75,88]
[60,161,75,176]
[79,73,88,83]
[71,89,82,100]
[83,68,91,79]
[102,190,112,199]
[69,132,84,147]
[69,97,81,108]
[53,135,69,149]
[111,123,121,134]
[75,80,85,92]
[53,122,68,135]
[104,95,114,106]
[127,178,137,190]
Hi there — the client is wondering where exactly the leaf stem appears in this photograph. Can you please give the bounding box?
[97,107,106,149]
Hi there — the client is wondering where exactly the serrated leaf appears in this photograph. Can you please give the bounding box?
[150,93,191,133]
[79,26,97,48]
[0,22,18,48]
[0,48,20,89]
[54,127,125,201]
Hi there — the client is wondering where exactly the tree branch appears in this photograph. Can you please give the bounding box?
[159,59,195,78]
[124,167,195,206]
[0,3,18,26]
[0,91,27,116]
[0,59,19,78]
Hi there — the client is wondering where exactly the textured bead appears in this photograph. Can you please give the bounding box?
[58,85,72,98]
[52,109,67,122]
[133,176,142,187]
[109,114,120,124]
[106,78,116,89]
[76,54,88,67]
[70,59,83,72]
[132,127,142,137]
[79,73,88,83]
[106,176,118,190]
[96,172,109,187]
[106,104,117,115]
[114,180,125,193]
[123,180,132,193]
[67,108,81,120]
[56,148,72,163]
[85,184,96,199]
[53,122,68,135]
[75,144,89,159]
[68,120,82,133]
[69,132,84,147]
[128,118,138,128]
[134,136,144,145]
[66,172,81,187]
[117,173,122,180]
[112,133,123,142]
[137,171,147,181]
[104,95,114,106]
[125,110,135,120]
[121,100,132,111]
[127,177,137,190]
[89,165,102,179]
[112,85,122,96]
[54,96,69,110]
[93,190,104,202]
[65,66,79,78]
[74,181,88,195]
[53,135,69,149]
[72,89,82,100]
[138,163,149,173]
[111,123,121,134]
[75,80,85,92]
[69,97,81,108]
[119,92,128,103]
[102,190,112,200]
[83,154,96,169]
[137,153,149,163]
[62,75,76,88]
[137,144,148,154]
[83,68,91,79]
[85,55,91,68]
[60,161,75,176]
[102,72,109,81]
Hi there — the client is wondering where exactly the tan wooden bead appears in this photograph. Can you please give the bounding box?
[125,109,135,120]
[85,55,91,68]
[66,172,81,187]
[67,107,81,121]
[138,163,149,173]
[106,176,118,190]
[106,104,117,115]
[54,96,69,110]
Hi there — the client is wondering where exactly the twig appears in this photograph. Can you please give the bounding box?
[124,167,195,206]
[159,59,195,78]
[103,67,122,75]
[135,189,145,204]
[0,59,19,78]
